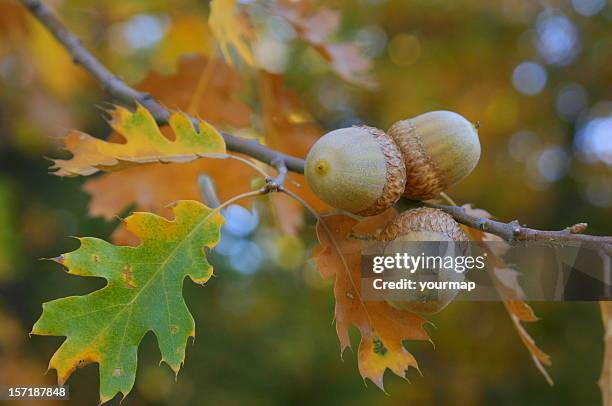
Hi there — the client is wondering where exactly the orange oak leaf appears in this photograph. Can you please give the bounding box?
[137,56,252,126]
[0,0,28,51]
[313,213,430,390]
[272,0,376,88]
[260,72,328,234]
[84,160,249,245]
[463,204,553,384]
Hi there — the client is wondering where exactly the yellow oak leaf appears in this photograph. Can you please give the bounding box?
[154,15,215,72]
[209,0,255,66]
[51,105,226,177]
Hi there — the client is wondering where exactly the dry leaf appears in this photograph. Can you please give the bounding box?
[463,206,553,384]
[84,160,250,245]
[272,0,376,87]
[137,56,252,125]
[313,213,429,390]
[52,106,226,176]
[260,71,328,234]
[209,0,255,66]
[154,15,215,72]
[0,0,28,52]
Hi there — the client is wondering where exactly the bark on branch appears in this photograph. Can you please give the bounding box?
[20,0,612,251]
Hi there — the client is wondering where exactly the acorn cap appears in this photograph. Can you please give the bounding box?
[388,111,481,200]
[305,125,406,216]
[378,207,468,242]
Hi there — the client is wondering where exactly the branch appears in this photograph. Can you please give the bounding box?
[421,201,612,253]
[20,0,611,251]
[19,0,305,174]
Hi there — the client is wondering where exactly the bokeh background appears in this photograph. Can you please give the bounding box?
[0,0,611,404]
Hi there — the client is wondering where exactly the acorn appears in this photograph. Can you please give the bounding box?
[377,207,469,242]
[378,207,469,314]
[388,110,481,200]
[305,126,406,216]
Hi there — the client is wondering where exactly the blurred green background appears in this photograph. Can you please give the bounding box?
[0,0,611,404]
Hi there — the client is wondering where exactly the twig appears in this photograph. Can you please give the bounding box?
[20,0,612,250]
[263,157,288,193]
[198,175,221,208]
[19,0,305,174]
[421,201,612,251]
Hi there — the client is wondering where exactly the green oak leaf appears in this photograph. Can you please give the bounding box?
[32,200,224,403]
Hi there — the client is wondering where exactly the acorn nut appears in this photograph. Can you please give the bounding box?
[378,207,469,314]
[305,126,407,216]
[388,110,481,200]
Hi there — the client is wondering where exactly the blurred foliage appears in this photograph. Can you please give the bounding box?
[0,0,610,404]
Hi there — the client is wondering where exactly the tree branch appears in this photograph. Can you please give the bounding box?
[421,201,612,253]
[20,0,611,251]
[18,0,305,174]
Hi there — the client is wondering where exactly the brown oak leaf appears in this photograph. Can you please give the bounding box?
[260,72,328,235]
[313,213,429,390]
[272,0,376,88]
[463,205,553,384]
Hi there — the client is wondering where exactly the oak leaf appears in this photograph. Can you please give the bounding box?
[313,213,429,390]
[260,72,328,234]
[463,204,552,384]
[138,56,252,126]
[84,158,255,245]
[272,0,375,87]
[154,16,215,72]
[51,105,225,177]
[0,0,28,62]
[209,0,255,66]
[32,201,224,404]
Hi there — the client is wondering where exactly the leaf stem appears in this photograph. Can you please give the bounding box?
[281,188,375,326]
